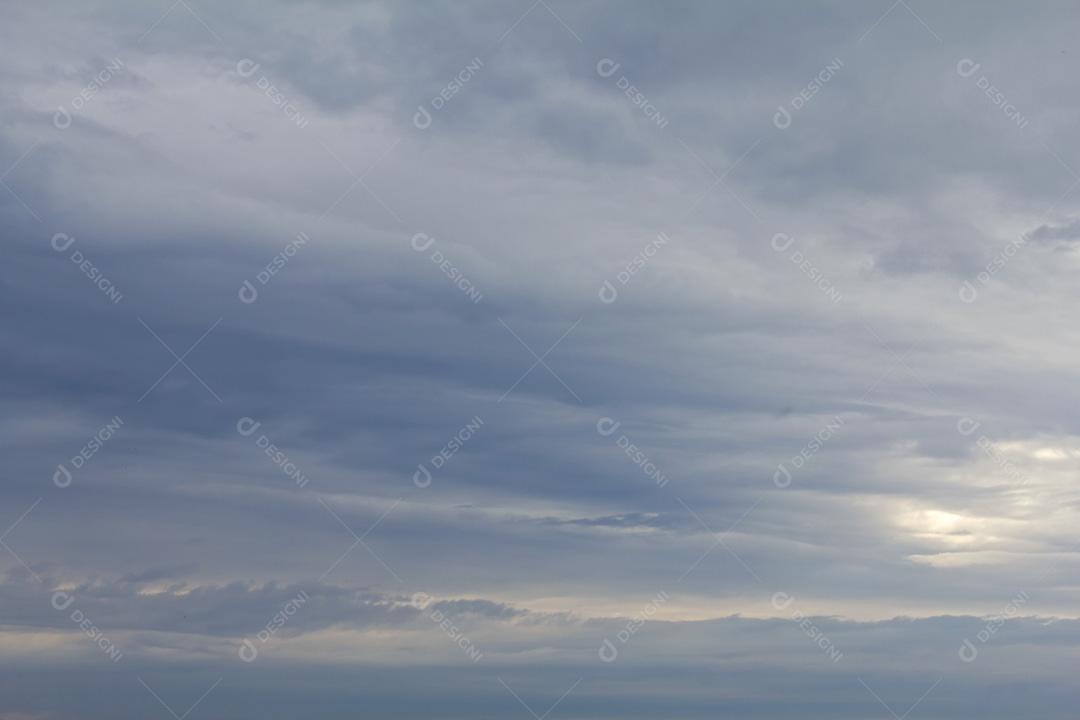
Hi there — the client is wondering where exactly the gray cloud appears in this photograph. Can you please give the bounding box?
[3,0,1080,717]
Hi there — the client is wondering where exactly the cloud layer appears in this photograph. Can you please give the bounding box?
[3,1,1080,718]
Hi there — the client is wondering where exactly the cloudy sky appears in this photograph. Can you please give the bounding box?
[3,1,1080,718]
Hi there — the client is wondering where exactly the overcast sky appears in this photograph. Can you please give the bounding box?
[3,1,1080,718]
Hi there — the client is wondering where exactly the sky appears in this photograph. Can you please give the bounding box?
[2,1,1080,718]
